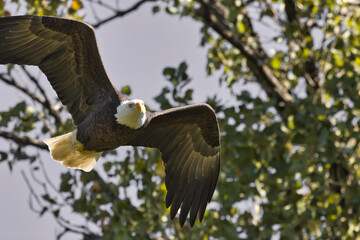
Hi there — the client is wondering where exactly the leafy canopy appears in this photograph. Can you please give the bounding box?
[1,0,360,239]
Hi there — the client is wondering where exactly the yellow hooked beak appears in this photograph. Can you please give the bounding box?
[136,102,143,113]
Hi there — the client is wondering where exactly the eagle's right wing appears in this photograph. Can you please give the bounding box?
[0,15,124,125]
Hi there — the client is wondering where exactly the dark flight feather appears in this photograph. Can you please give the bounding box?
[0,15,221,227]
[130,104,220,226]
[0,15,122,125]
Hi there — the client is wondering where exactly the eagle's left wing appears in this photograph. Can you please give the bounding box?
[129,104,220,227]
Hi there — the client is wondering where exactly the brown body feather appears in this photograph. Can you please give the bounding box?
[76,101,139,151]
[0,15,221,227]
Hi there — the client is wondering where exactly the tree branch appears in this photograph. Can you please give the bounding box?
[284,0,297,23]
[0,74,45,106]
[283,0,320,94]
[0,130,48,150]
[22,169,97,240]
[92,170,120,201]
[0,72,63,124]
[91,0,152,28]
[20,67,63,125]
[195,0,293,109]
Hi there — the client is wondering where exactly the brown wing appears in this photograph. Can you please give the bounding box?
[0,15,124,125]
[130,104,220,227]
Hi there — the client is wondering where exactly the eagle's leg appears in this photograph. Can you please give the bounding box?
[44,130,103,172]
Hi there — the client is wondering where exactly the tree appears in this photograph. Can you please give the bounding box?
[1,0,360,239]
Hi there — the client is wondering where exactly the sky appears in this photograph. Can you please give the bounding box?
[0,2,232,239]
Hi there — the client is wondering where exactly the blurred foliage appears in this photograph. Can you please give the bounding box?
[0,0,83,18]
[1,0,360,239]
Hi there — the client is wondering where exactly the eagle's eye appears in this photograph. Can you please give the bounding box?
[128,103,134,108]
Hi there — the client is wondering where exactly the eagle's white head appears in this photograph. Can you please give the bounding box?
[115,99,146,129]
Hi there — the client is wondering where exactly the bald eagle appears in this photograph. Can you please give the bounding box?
[0,15,220,227]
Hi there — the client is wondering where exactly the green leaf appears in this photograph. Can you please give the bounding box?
[0,152,7,162]
[177,61,188,79]
[184,89,193,100]
[236,21,246,34]
[42,194,56,204]
[60,172,72,192]
[152,6,160,14]
[121,85,132,96]
[165,6,178,14]
[271,56,282,69]
[53,209,59,217]
[39,207,47,217]
[154,87,171,110]
[163,67,175,77]
[103,161,112,172]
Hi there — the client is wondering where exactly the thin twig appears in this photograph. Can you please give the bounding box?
[23,166,96,239]
[88,0,101,22]
[39,158,61,198]
[88,0,117,11]
[92,170,120,200]
[20,67,49,105]
[0,72,63,124]
[41,120,57,135]
[0,74,45,106]
[21,170,44,209]
[195,0,293,108]
[92,0,151,28]
[20,66,63,125]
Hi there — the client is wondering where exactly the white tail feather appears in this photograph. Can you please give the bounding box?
[44,130,103,172]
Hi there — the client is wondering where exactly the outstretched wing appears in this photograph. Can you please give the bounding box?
[0,15,124,125]
[130,104,220,227]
